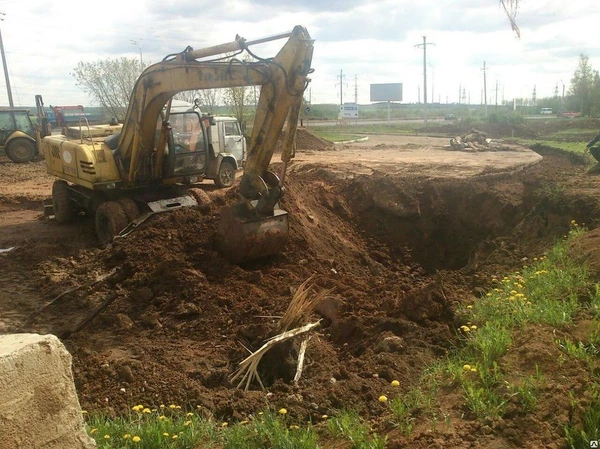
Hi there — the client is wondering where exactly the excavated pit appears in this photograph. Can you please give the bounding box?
[3,134,600,446]
[10,145,597,424]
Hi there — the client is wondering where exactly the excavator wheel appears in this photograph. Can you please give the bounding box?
[188,188,212,214]
[52,180,75,223]
[215,161,236,188]
[6,138,36,163]
[117,198,140,222]
[95,201,128,244]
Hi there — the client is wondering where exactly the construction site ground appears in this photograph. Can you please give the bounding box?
[1,121,600,448]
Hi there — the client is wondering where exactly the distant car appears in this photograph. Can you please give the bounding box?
[444,114,456,120]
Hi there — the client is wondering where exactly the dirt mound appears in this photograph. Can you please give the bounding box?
[274,128,333,153]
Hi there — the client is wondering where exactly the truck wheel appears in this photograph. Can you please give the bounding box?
[215,161,236,188]
[117,198,140,222]
[52,180,74,223]
[95,201,128,244]
[6,138,36,163]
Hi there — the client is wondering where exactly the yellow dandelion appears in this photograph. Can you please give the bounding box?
[321,414,329,419]
[279,408,288,415]
[158,415,167,421]
[160,404,165,409]
[221,422,228,427]
[290,425,300,430]
[123,434,131,440]
[131,405,142,412]
[463,364,471,371]
[391,380,400,387]
[467,305,473,309]
[240,420,249,425]
[470,325,477,330]
[104,435,111,439]
[184,420,192,426]
[81,410,88,415]
[378,395,388,403]
[172,435,179,439]
[163,433,169,437]
[169,404,177,409]
[175,405,182,410]
[142,408,151,414]
[132,436,141,443]
[186,412,194,417]
[90,428,97,435]
[463,327,471,333]
[470,367,477,373]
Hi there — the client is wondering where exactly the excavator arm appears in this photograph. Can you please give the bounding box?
[114,26,314,263]
[116,26,313,194]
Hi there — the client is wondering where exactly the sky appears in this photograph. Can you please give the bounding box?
[0,0,598,108]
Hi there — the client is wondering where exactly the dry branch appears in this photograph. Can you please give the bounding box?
[293,336,311,383]
[279,276,332,332]
[230,320,321,391]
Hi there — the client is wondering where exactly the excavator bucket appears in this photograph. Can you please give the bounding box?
[215,202,289,264]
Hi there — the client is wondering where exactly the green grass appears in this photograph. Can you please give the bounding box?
[517,139,587,154]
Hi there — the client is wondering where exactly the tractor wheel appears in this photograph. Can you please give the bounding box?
[188,188,212,214]
[95,201,128,244]
[215,161,236,188]
[52,180,74,223]
[6,138,36,163]
[117,198,140,222]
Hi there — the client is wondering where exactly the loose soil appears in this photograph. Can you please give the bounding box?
[1,124,600,448]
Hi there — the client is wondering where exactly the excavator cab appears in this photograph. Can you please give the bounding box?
[163,111,208,177]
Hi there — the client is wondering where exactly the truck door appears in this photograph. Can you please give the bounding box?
[222,120,245,166]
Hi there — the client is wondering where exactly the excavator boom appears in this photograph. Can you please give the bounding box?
[113,25,313,263]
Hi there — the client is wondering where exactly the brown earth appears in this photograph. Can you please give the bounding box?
[1,126,600,448]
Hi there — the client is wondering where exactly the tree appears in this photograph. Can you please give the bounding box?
[223,86,251,128]
[569,54,596,116]
[72,58,145,121]
[501,0,520,38]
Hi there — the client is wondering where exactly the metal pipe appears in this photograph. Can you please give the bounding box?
[186,30,293,61]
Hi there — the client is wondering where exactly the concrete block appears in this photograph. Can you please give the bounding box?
[0,333,95,449]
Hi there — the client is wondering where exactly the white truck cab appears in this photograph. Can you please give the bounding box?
[168,101,246,187]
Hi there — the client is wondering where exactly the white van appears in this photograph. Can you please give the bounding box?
[540,108,553,115]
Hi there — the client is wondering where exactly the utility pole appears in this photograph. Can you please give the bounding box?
[0,13,14,108]
[495,80,499,107]
[482,61,488,117]
[337,70,345,106]
[458,84,461,104]
[130,40,143,69]
[415,36,434,125]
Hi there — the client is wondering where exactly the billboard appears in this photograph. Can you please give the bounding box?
[370,83,403,102]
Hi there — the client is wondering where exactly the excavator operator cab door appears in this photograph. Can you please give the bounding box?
[166,111,208,177]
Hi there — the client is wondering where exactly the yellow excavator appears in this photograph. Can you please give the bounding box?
[42,26,314,263]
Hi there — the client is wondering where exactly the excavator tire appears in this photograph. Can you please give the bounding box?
[95,201,128,244]
[52,180,75,223]
[117,198,140,222]
[188,188,211,214]
[6,138,36,163]
[215,161,236,188]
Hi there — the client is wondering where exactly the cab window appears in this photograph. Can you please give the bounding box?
[0,112,14,130]
[13,112,33,134]
[224,121,241,136]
